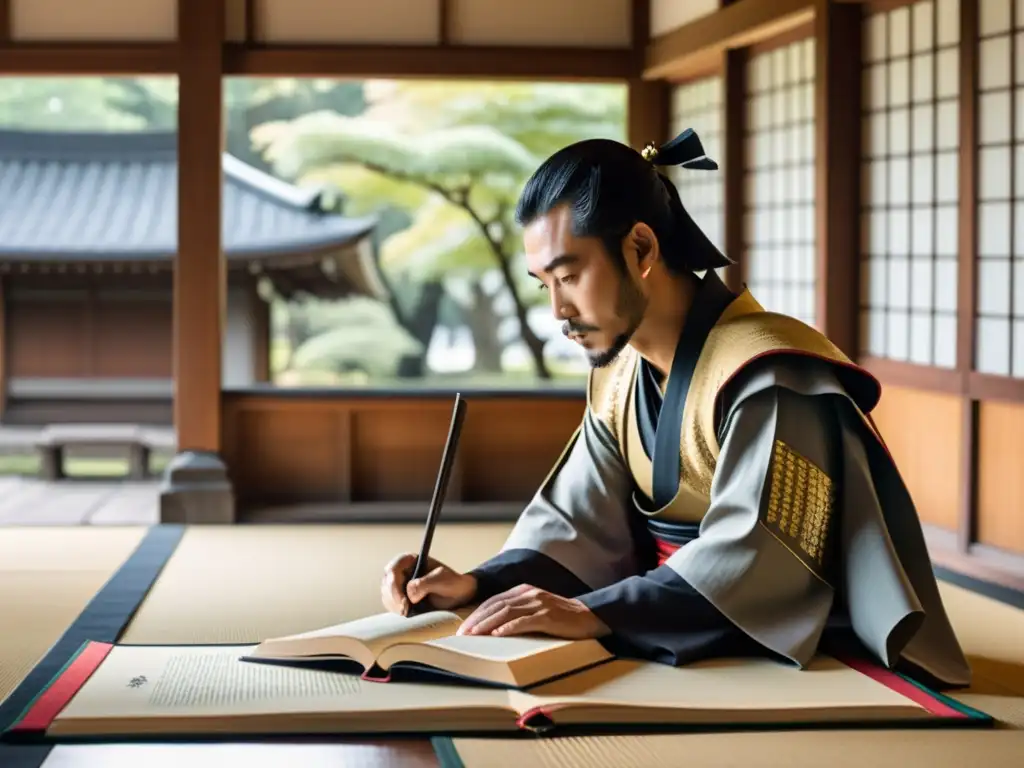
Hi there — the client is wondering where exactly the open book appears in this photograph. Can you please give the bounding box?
[241,610,614,689]
[4,642,990,741]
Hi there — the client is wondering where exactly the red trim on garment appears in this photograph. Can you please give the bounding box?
[654,537,682,567]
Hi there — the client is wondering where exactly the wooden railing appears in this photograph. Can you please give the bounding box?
[220,387,585,509]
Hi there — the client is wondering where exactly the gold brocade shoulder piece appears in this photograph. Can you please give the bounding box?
[698,290,881,411]
[586,345,639,446]
[675,290,882,497]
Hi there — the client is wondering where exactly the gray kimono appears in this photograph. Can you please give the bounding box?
[470,272,972,690]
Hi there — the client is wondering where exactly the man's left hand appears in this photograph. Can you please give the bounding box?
[456,584,610,639]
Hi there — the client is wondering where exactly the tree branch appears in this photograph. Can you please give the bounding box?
[350,158,552,378]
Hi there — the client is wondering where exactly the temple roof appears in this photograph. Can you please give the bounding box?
[0,129,378,262]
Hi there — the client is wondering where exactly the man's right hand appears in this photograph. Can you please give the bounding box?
[381,553,477,615]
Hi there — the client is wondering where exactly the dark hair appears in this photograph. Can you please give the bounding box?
[514,129,733,274]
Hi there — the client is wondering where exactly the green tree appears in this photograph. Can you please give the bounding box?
[252,111,554,377]
[287,297,422,382]
[362,80,626,157]
[0,77,161,130]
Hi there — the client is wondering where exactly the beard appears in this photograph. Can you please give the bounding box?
[563,273,648,369]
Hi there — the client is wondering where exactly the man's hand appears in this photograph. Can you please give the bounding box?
[381,553,477,615]
[456,584,610,639]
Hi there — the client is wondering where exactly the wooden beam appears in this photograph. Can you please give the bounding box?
[958,0,979,554]
[244,0,257,43]
[439,0,451,46]
[0,0,9,43]
[0,43,178,74]
[748,19,815,55]
[957,0,978,382]
[722,47,746,292]
[175,0,225,453]
[813,0,861,357]
[645,0,814,80]
[223,43,638,80]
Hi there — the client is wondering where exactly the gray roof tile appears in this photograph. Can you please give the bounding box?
[0,129,377,260]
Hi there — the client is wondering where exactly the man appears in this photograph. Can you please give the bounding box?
[380,129,971,689]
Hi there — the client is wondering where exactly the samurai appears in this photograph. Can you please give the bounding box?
[381,130,972,690]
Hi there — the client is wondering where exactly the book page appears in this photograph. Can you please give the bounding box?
[261,610,463,658]
[421,635,577,661]
[56,644,514,722]
[508,656,921,715]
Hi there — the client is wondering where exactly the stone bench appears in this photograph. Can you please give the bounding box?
[35,424,158,481]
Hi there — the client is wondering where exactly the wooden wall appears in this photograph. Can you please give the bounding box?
[221,393,585,507]
[5,289,173,380]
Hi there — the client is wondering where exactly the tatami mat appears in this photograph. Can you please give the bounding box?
[0,526,147,703]
[450,730,1024,768]
[119,523,513,644]
[4,521,1024,767]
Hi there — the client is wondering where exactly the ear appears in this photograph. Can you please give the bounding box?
[625,223,658,275]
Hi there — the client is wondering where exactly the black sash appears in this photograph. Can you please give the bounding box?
[0,524,184,766]
[638,271,736,509]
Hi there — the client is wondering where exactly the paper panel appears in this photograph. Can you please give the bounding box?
[261,0,441,44]
[449,0,632,48]
[10,0,177,41]
[650,0,718,37]
[225,0,248,43]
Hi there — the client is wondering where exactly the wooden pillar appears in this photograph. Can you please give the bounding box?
[722,48,747,292]
[161,0,234,525]
[627,0,671,150]
[956,0,979,553]
[628,79,672,149]
[175,0,225,452]
[813,0,862,357]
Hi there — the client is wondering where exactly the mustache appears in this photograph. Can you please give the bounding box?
[562,321,598,337]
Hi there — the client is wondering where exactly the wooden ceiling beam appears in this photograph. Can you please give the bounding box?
[644,0,814,81]
[0,42,639,80]
[0,43,178,74]
[0,0,10,43]
[222,43,638,80]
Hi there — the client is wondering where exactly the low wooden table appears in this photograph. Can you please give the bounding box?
[35,424,151,481]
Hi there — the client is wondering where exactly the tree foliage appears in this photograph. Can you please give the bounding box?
[252,108,555,376]
[361,80,626,157]
[289,297,422,378]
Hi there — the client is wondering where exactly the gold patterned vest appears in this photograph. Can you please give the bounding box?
[586,289,881,523]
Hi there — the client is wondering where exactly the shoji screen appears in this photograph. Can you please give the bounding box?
[743,37,817,326]
[860,0,960,367]
[975,0,1024,376]
[669,76,726,261]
